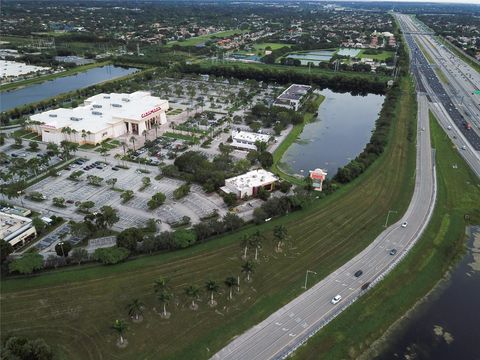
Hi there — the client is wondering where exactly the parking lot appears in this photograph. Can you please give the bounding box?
[24,158,227,231]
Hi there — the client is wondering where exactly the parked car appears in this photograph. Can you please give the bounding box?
[354,270,363,277]
[389,249,397,256]
[401,221,408,228]
[361,282,371,291]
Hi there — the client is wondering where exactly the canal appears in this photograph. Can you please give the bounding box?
[279,88,385,178]
[0,65,138,112]
[375,226,480,360]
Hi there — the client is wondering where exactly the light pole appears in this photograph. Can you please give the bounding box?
[17,191,24,206]
[303,270,317,290]
[384,210,398,228]
[58,241,65,257]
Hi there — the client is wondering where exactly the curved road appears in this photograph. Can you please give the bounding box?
[213,93,436,360]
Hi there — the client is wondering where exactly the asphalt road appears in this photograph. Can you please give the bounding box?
[396,13,480,177]
[212,94,436,359]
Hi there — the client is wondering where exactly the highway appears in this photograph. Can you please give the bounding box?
[396,14,480,177]
[213,93,436,359]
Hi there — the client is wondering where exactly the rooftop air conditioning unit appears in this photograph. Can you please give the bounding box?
[49,114,57,118]
[92,111,102,116]
[112,103,122,108]
[93,104,102,108]
[103,95,110,99]
[70,117,82,121]
[122,98,130,102]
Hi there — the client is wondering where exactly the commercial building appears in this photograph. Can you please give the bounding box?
[309,168,327,191]
[273,84,312,111]
[0,212,37,249]
[0,60,50,80]
[222,169,278,198]
[231,130,272,151]
[29,91,169,144]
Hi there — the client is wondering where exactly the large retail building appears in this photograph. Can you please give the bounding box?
[29,91,169,144]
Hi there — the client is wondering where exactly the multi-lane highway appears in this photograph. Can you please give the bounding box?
[396,14,480,177]
[213,93,436,359]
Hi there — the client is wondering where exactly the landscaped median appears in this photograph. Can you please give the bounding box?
[270,94,325,185]
[291,112,480,360]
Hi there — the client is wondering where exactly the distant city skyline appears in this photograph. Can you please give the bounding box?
[325,0,479,4]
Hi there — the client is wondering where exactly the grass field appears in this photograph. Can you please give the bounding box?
[271,94,325,185]
[167,29,248,47]
[291,112,480,359]
[0,78,416,359]
[358,49,394,61]
[238,42,292,55]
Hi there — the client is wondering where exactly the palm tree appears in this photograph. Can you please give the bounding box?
[205,280,220,306]
[273,225,288,252]
[112,319,127,345]
[157,290,172,317]
[142,129,148,142]
[129,136,137,151]
[120,141,127,155]
[81,130,87,144]
[153,277,170,294]
[241,261,255,282]
[126,299,144,321]
[153,123,159,138]
[249,231,265,261]
[240,234,250,260]
[184,285,200,310]
[224,276,237,300]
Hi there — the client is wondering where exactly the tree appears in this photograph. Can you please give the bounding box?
[173,183,191,200]
[121,190,134,203]
[273,225,288,251]
[140,176,151,191]
[106,178,117,189]
[0,240,13,264]
[224,276,238,300]
[257,187,270,201]
[153,277,171,294]
[126,299,144,321]
[249,231,265,261]
[2,336,55,360]
[94,247,130,265]
[70,248,88,265]
[223,213,244,231]
[129,136,137,151]
[157,290,172,317]
[116,228,143,252]
[172,229,196,248]
[9,253,43,274]
[223,193,237,207]
[241,260,255,282]
[77,201,95,213]
[28,141,39,152]
[148,192,166,210]
[258,151,273,168]
[95,206,119,229]
[205,280,220,306]
[240,234,250,259]
[184,285,200,310]
[112,319,127,345]
[32,217,47,235]
[52,197,66,207]
[86,175,103,186]
[54,241,72,257]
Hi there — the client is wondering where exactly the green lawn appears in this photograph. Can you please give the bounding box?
[292,112,480,359]
[358,49,395,61]
[0,78,416,359]
[167,29,248,47]
[238,42,292,55]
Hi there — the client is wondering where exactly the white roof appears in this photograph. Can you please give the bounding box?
[232,130,271,144]
[0,60,49,78]
[31,91,168,133]
[0,212,32,242]
[225,169,278,191]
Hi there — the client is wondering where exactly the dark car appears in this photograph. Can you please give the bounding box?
[389,249,397,256]
[354,270,363,277]
[96,165,103,170]
[112,167,119,171]
[361,282,371,291]
[66,200,74,204]
[84,167,91,171]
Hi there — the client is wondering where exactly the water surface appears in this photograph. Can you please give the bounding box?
[1,65,138,112]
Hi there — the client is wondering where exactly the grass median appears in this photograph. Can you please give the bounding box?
[0,77,416,360]
[291,112,480,360]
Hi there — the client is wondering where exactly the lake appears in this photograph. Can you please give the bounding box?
[279,89,385,178]
[375,226,480,360]
[0,65,138,112]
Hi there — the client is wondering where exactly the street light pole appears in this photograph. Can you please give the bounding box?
[303,270,317,290]
[384,210,398,228]
[58,241,65,257]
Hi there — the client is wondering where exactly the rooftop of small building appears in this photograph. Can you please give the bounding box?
[277,84,312,101]
[0,211,32,241]
[232,130,271,143]
[225,169,278,190]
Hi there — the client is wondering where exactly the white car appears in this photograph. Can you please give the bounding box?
[331,295,342,305]
[401,221,408,228]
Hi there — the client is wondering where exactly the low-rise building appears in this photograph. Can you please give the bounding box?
[0,212,37,249]
[309,168,328,191]
[231,130,271,151]
[29,91,169,145]
[273,84,312,111]
[222,169,278,199]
